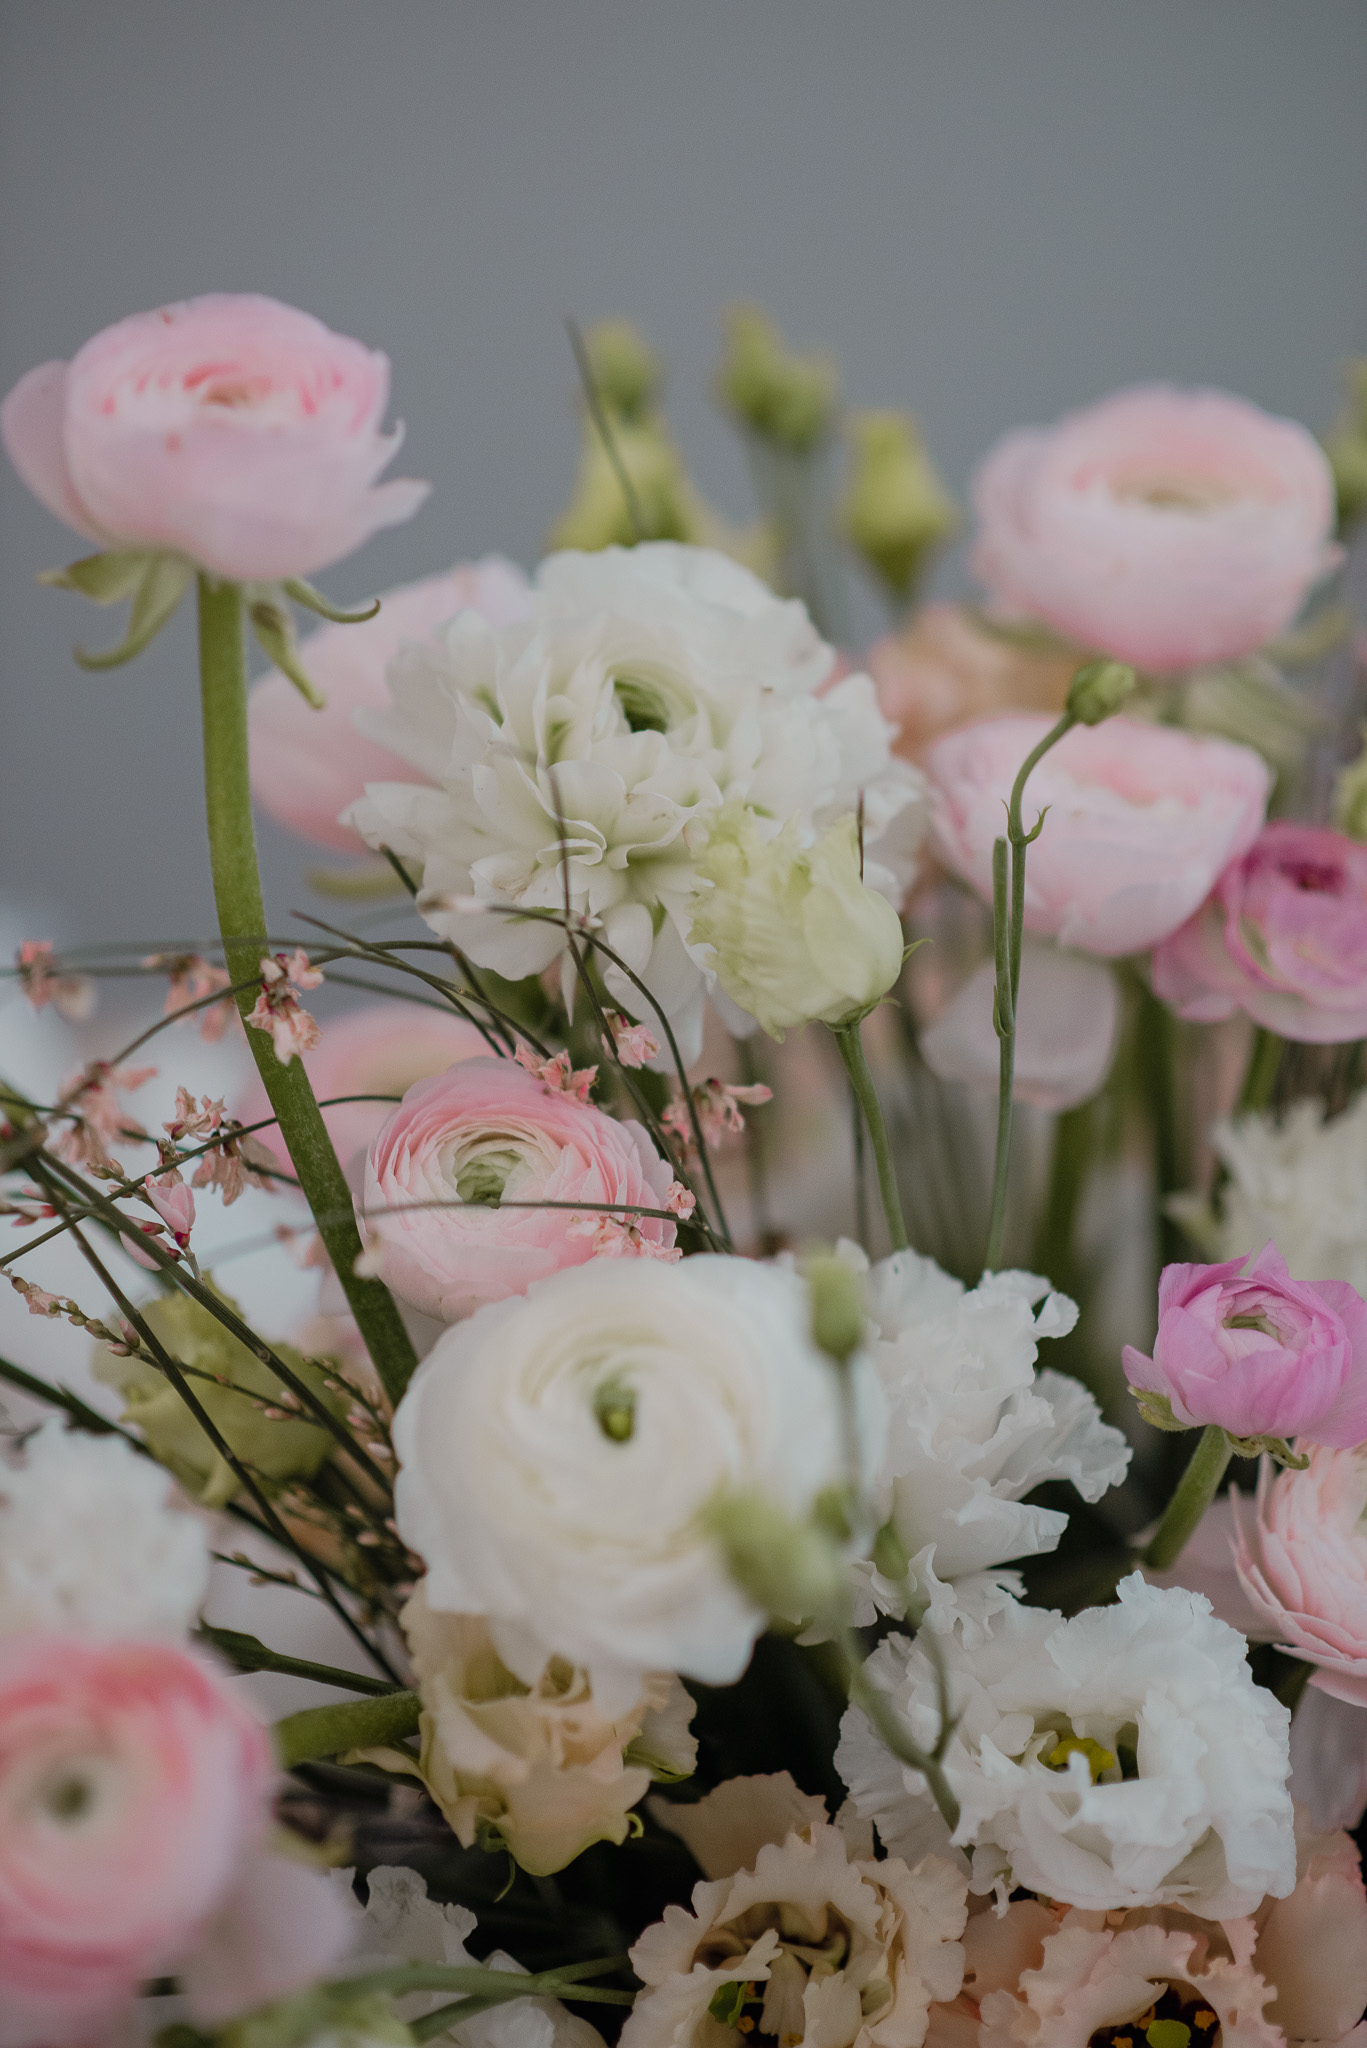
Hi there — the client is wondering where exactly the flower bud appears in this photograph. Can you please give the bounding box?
[583,318,663,422]
[706,1493,849,1629]
[840,410,956,604]
[1334,728,1367,841]
[690,808,905,1040]
[715,303,838,454]
[1065,658,1138,725]
[1325,358,1367,532]
[549,414,704,552]
[804,1251,866,1362]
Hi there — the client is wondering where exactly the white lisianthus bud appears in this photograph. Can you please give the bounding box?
[690,808,905,1039]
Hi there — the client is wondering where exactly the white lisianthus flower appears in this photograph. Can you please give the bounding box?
[836,1575,1295,1919]
[1170,1094,1367,1295]
[0,1419,209,1639]
[344,543,926,1060]
[852,1251,1130,1638]
[392,1255,881,1714]
[624,1772,968,2048]
[689,809,906,1040]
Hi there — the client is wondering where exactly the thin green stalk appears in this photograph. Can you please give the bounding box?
[196,576,417,1406]
[1238,1027,1284,1116]
[834,1021,907,1253]
[1141,1425,1233,1572]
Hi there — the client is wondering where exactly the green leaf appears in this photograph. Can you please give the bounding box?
[196,1623,402,1697]
[282,577,381,625]
[73,555,193,670]
[39,548,156,601]
[249,599,326,707]
[274,1688,421,1769]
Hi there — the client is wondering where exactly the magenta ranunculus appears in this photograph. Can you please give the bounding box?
[248,557,532,850]
[971,383,1337,672]
[1153,821,1367,1043]
[928,713,1270,957]
[1122,1243,1367,1448]
[1234,1445,1367,1710]
[362,1055,680,1322]
[1,294,428,582]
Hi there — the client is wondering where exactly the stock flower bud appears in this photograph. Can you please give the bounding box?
[1065,657,1138,726]
[715,303,838,454]
[840,409,956,605]
[690,809,905,1039]
[803,1251,867,1362]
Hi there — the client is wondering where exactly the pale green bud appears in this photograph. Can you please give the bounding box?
[1334,729,1367,841]
[839,410,956,605]
[804,1251,866,1362]
[549,414,710,553]
[95,1284,344,1509]
[706,1493,849,1629]
[691,808,905,1040]
[1065,659,1138,725]
[583,318,663,423]
[715,303,839,454]
[1325,359,1367,533]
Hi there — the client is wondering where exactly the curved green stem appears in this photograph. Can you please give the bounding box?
[196,576,417,1406]
[835,1021,907,1252]
[1142,1424,1233,1571]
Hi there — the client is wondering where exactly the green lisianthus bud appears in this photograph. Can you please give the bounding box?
[804,1251,866,1362]
[1066,658,1138,725]
[550,411,725,553]
[690,808,905,1041]
[1325,360,1367,533]
[840,410,956,605]
[95,1284,345,1509]
[715,303,839,454]
[583,318,663,423]
[1334,729,1367,841]
[706,1493,849,1629]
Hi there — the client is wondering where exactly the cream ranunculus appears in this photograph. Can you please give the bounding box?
[391,1255,880,1714]
[623,1772,968,2048]
[396,1584,697,1876]
[689,809,906,1039]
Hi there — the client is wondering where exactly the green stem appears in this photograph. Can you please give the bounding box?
[196,1623,402,1697]
[834,1022,907,1252]
[1141,1424,1233,1571]
[1033,1099,1094,1287]
[196,576,417,1406]
[1238,1027,1284,1116]
[274,1687,420,1768]
[1135,979,1184,1268]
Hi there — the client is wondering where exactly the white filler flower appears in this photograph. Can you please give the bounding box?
[0,1419,209,1639]
[837,1576,1295,1920]
[346,543,926,1059]
[392,1255,878,1714]
[856,1252,1130,1637]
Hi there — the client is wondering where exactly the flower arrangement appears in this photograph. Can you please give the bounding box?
[3,292,1367,2048]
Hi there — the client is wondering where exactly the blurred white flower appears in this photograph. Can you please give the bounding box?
[0,1419,208,1639]
[919,940,1120,1112]
[345,543,926,1060]
[837,1575,1294,1920]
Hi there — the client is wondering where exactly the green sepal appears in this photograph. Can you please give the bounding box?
[1128,1387,1192,1433]
[73,555,193,670]
[283,576,381,625]
[39,548,155,602]
[708,1981,750,2028]
[249,598,326,707]
[1224,1431,1310,1469]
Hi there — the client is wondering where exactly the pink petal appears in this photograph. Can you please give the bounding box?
[180,1852,356,2025]
[1,360,100,540]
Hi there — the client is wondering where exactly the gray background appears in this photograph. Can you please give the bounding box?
[3,0,1366,949]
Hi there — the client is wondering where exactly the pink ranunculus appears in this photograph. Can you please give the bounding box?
[0,1635,273,2044]
[928,713,1271,957]
[919,937,1120,1110]
[1153,822,1367,1043]
[1234,1445,1367,1709]
[1,294,428,582]
[249,558,532,851]
[238,999,489,1174]
[362,1055,679,1322]
[1122,1243,1367,1448]
[971,384,1338,672]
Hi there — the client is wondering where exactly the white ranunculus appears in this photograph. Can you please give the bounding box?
[836,1575,1295,1920]
[345,543,926,1060]
[392,1255,879,1714]
[1170,1093,1367,1294]
[852,1251,1130,1638]
[0,1419,209,1639]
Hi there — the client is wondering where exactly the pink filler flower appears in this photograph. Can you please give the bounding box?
[0,293,428,582]
[971,383,1337,672]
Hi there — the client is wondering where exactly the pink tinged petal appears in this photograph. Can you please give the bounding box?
[1,359,105,541]
[921,942,1119,1111]
[180,1853,356,2026]
[1288,1683,1367,1830]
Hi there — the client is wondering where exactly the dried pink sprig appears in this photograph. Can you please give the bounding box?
[566,1212,683,1261]
[512,1040,597,1102]
[245,950,323,1065]
[52,1060,156,1172]
[144,952,237,1041]
[601,1009,660,1069]
[14,939,95,1023]
[662,1077,773,1157]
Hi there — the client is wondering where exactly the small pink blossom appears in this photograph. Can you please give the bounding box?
[246,952,323,1066]
[567,1212,683,1261]
[513,1040,597,1101]
[163,1088,225,1144]
[602,1010,660,1068]
[664,1180,697,1220]
[14,940,95,1023]
[144,1170,195,1250]
[1,293,428,583]
[8,1277,63,1318]
[1154,822,1367,1044]
[662,1077,773,1156]
[146,954,236,1041]
[1122,1243,1367,1448]
[53,1060,156,1171]
[189,1122,278,1206]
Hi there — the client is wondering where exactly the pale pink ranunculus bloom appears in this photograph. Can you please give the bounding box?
[1153,822,1367,1044]
[928,714,1271,957]
[971,384,1338,673]
[0,1633,349,2047]
[1122,1243,1367,1448]
[0,293,428,582]
[1234,1445,1367,1710]
[362,1055,678,1321]
[238,999,488,1175]
[248,558,532,851]
[919,937,1120,1110]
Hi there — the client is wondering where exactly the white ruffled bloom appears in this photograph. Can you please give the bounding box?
[1170,1094,1367,1294]
[853,1252,1130,1638]
[0,1419,209,1638]
[624,1772,968,2048]
[393,1255,880,1716]
[345,543,927,1060]
[836,1575,1295,1920]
